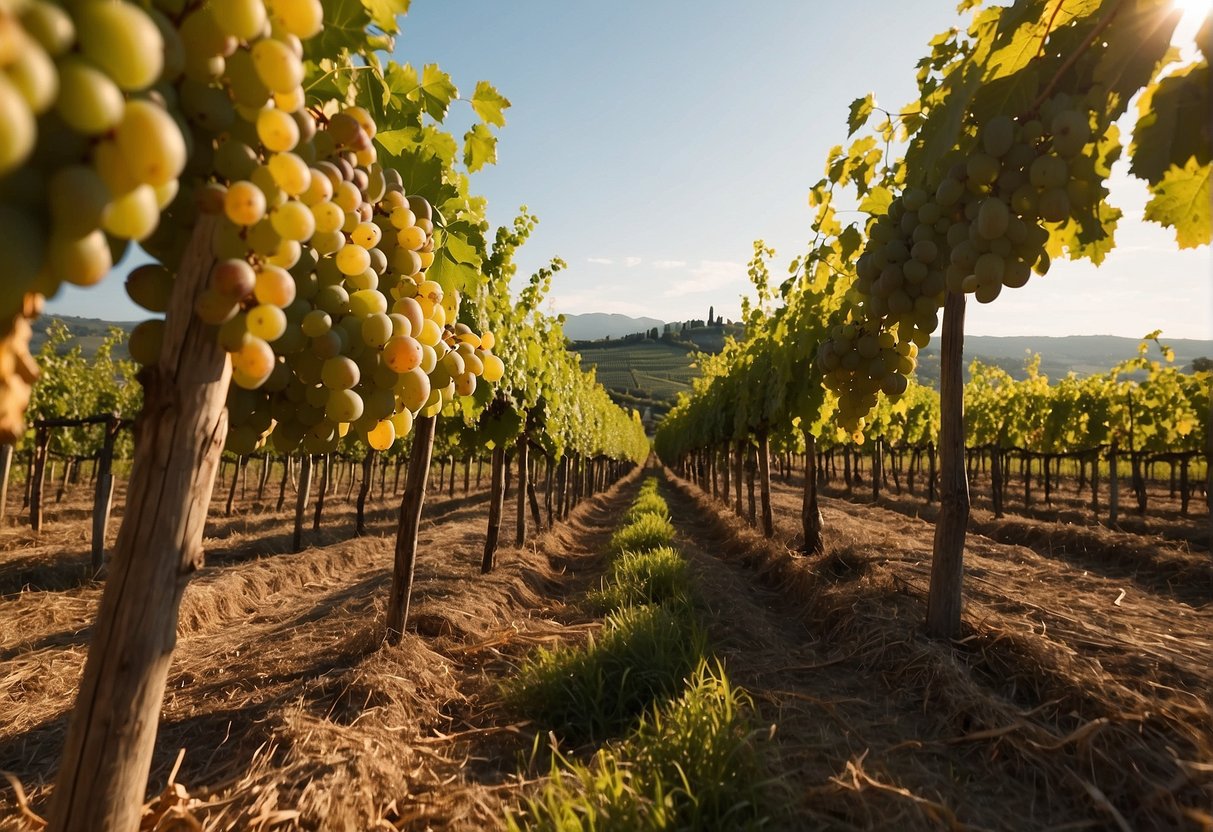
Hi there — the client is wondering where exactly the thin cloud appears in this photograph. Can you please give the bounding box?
[662,260,745,296]
[623,256,642,267]
[651,259,688,269]
[586,257,614,265]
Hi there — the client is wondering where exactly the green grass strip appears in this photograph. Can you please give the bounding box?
[609,513,676,554]
[508,660,775,831]
[504,601,707,744]
[589,547,690,613]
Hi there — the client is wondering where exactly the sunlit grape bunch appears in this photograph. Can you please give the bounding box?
[0,0,186,316]
[822,93,1106,432]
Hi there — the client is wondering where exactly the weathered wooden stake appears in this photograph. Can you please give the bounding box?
[385,414,436,644]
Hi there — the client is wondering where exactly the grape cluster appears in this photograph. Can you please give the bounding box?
[0,0,186,315]
[821,97,1106,434]
[127,89,504,455]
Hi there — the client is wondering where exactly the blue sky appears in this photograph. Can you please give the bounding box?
[48,0,1212,339]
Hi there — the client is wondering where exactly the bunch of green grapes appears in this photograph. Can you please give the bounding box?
[128,97,504,455]
[821,96,1106,433]
[0,0,186,320]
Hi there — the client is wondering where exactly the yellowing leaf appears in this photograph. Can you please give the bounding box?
[1143,157,1211,249]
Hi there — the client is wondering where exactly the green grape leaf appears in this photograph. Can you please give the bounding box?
[463,123,498,172]
[847,94,874,136]
[442,231,482,267]
[362,0,409,33]
[470,81,510,127]
[1130,61,1210,184]
[417,64,458,121]
[428,250,482,294]
[374,127,418,157]
[1143,157,1211,249]
[306,0,372,60]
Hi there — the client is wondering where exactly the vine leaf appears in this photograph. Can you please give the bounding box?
[1143,157,1211,249]
[416,64,458,121]
[1130,60,1210,184]
[847,94,875,136]
[470,81,510,126]
[463,123,497,172]
[361,0,408,34]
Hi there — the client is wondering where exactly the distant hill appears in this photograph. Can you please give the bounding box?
[561,313,665,341]
[915,334,1213,386]
[31,315,137,357]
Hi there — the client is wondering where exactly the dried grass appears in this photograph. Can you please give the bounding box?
[663,468,1213,831]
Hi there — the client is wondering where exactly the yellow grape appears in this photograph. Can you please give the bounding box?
[102,184,160,240]
[232,337,276,385]
[326,388,364,422]
[418,250,435,269]
[251,37,303,95]
[55,58,125,135]
[332,180,360,212]
[301,170,333,205]
[247,304,287,340]
[253,264,295,306]
[390,206,416,229]
[311,230,344,255]
[273,86,305,112]
[267,152,310,195]
[211,0,267,42]
[266,238,301,268]
[453,372,476,397]
[336,244,370,276]
[115,100,187,188]
[256,108,299,152]
[7,37,57,114]
[50,230,112,286]
[366,419,395,451]
[395,367,430,412]
[480,330,496,351]
[389,407,413,438]
[480,353,505,383]
[311,200,344,233]
[21,1,75,56]
[391,248,422,277]
[0,75,36,174]
[383,335,422,372]
[270,200,315,241]
[270,0,324,38]
[351,222,381,248]
[74,1,163,91]
[224,180,267,226]
[396,225,425,251]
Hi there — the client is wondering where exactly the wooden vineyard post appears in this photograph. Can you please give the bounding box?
[90,416,120,573]
[556,454,569,520]
[482,443,507,573]
[49,215,232,832]
[757,429,774,538]
[356,451,376,536]
[29,424,49,531]
[733,440,744,516]
[990,443,1004,518]
[385,414,436,644]
[0,442,12,521]
[925,291,970,641]
[225,455,243,516]
[256,455,271,504]
[746,444,757,526]
[721,441,731,506]
[1108,440,1119,526]
[801,429,823,555]
[312,453,330,531]
[514,431,530,547]
[293,454,313,552]
[276,456,290,512]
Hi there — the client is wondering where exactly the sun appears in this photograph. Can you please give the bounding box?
[1172,0,1211,22]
